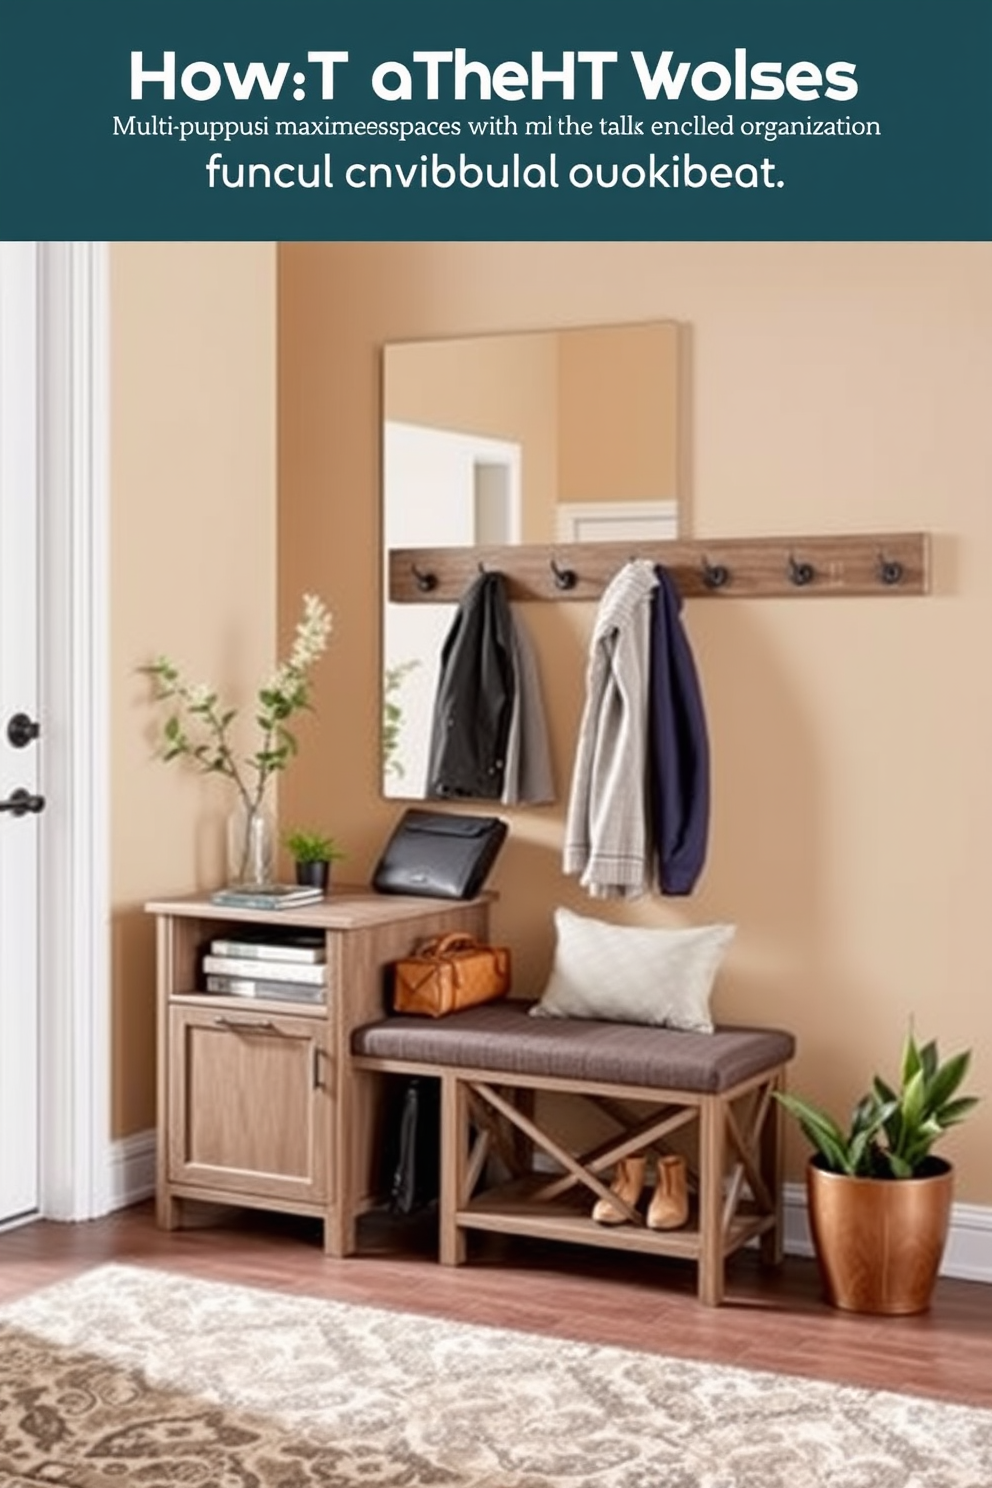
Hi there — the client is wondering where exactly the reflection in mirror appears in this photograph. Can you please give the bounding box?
[381,321,682,800]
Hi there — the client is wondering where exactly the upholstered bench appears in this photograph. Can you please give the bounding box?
[351,1001,795,1305]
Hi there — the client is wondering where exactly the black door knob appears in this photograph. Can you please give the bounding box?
[0,788,45,816]
[7,713,40,749]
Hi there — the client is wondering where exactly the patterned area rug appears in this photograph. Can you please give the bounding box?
[0,1265,990,1488]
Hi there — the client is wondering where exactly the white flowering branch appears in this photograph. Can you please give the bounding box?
[143,594,333,822]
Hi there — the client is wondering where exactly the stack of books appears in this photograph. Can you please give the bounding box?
[201,931,328,1004]
[210,883,325,910]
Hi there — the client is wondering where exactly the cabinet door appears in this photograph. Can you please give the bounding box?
[168,1006,330,1203]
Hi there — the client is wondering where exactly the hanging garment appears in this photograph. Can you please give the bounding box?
[563,559,658,899]
[426,571,516,800]
[649,566,710,895]
[501,609,555,806]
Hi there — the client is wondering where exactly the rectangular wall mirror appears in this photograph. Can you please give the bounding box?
[381,320,683,800]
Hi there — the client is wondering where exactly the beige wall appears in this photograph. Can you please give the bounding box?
[111,242,277,1137]
[277,241,992,1203]
[557,321,679,503]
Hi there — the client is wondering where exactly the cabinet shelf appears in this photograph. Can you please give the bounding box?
[170,989,328,1018]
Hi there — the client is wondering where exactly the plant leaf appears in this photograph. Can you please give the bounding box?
[775,1092,839,1135]
[873,1074,897,1104]
[775,1094,853,1173]
[936,1095,980,1127]
[803,1123,852,1175]
[848,1098,898,1173]
[900,1067,926,1133]
[924,1050,972,1114]
[846,1128,875,1176]
[850,1093,883,1135]
[901,1029,922,1087]
[900,1115,944,1168]
[883,1100,904,1153]
[917,1039,938,1083]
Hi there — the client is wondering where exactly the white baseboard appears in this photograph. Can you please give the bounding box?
[106,1129,156,1211]
[781,1181,816,1260]
[940,1201,992,1283]
[0,1210,41,1235]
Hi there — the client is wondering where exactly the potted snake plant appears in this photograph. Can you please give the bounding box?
[775,1030,978,1315]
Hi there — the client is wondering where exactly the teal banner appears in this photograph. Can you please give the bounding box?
[1,0,989,240]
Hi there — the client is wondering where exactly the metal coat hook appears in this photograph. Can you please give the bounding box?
[788,553,816,587]
[411,563,437,593]
[701,556,730,590]
[550,556,578,590]
[877,552,904,586]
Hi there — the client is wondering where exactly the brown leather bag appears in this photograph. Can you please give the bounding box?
[392,933,511,1017]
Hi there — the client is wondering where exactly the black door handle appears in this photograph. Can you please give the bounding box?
[0,788,45,816]
[7,713,41,749]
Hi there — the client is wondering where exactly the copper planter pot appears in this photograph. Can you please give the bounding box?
[806,1157,953,1315]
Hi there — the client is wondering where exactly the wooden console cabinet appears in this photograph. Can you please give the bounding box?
[146,888,490,1255]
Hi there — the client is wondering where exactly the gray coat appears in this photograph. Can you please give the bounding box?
[563,560,657,898]
[501,610,555,806]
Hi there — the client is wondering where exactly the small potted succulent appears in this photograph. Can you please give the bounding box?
[776,1029,978,1315]
[283,827,345,895]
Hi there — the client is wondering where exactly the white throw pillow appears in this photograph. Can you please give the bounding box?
[530,908,735,1033]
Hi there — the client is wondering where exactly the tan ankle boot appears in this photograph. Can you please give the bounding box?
[591,1156,646,1225]
[647,1155,689,1230]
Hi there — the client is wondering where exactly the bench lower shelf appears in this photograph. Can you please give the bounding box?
[456,1175,775,1260]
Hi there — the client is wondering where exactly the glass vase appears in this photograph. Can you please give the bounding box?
[226,799,275,888]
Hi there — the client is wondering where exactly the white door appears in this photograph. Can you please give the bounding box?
[0,242,41,1227]
[382,420,522,797]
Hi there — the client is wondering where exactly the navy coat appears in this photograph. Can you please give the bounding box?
[649,567,710,894]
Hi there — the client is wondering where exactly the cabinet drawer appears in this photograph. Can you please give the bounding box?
[167,1006,331,1203]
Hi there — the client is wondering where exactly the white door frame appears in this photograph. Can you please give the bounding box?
[0,242,41,1225]
[37,241,111,1220]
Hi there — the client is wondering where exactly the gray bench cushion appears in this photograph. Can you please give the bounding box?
[351,1000,794,1094]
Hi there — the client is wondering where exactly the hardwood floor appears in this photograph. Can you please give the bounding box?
[1,1200,990,1410]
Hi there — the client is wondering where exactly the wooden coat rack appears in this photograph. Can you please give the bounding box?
[388,532,930,604]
